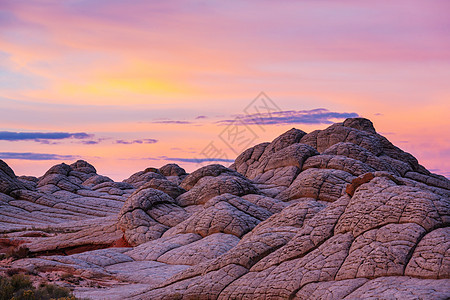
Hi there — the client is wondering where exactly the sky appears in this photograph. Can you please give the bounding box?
[0,0,449,180]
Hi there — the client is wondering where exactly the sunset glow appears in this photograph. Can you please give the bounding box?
[1,0,449,179]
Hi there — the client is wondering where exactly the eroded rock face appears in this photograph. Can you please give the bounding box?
[159,163,188,185]
[176,174,260,206]
[118,188,189,246]
[405,227,450,279]
[1,118,449,300]
[123,167,165,189]
[179,164,245,190]
[0,159,26,195]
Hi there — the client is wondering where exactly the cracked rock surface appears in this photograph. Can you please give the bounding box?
[1,118,449,299]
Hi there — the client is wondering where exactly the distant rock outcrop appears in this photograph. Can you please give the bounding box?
[0,118,449,300]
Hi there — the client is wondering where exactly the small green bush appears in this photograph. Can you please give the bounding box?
[0,274,80,300]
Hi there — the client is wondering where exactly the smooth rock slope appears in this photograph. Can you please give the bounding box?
[0,118,448,299]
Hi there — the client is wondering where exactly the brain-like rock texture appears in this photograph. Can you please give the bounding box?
[0,118,449,300]
[118,187,189,246]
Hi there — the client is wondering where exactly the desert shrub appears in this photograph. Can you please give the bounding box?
[33,282,72,299]
[10,274,32,290]
[0,276,14,300]
[6,269,19,277]
[0,274,80,300]
[0,274,32,300]
[60,274,79,285]
[5,246,30,260]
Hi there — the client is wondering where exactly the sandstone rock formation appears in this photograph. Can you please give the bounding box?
[0,118,448,299]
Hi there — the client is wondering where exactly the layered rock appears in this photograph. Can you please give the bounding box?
[0,118,448,300]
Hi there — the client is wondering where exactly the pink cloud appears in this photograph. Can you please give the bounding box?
[0,0,449,179]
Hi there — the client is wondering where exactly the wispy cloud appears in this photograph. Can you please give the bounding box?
[166,157,234,163]
[216,109,359,126]
[0,152,79,161]
[429,168,450,179]
[76,137,109,145]
[148,156,234,163]
[115,139,158,145]
[170,147,196,154]
[80,140,100,145]
[150,120,192,124]
[36,140,61,145]
[0,131,92,141]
